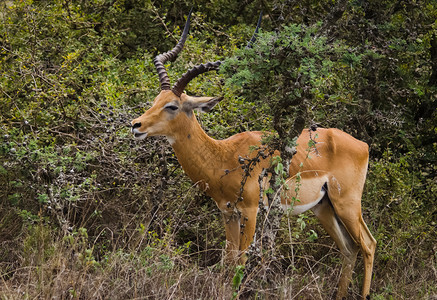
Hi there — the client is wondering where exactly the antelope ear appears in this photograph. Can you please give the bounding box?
[181,95,224,114]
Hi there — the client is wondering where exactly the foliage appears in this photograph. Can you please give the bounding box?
[0,0,436,299]
[222,23,355,145]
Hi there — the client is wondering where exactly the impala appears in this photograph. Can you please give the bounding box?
[131,11,376,300]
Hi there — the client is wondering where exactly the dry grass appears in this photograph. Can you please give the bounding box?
[1,216,435,300]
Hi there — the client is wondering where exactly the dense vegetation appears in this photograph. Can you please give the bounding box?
[1,0,436,299]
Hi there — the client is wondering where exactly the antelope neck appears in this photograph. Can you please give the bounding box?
[170,116,225,184]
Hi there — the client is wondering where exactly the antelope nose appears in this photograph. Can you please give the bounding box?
[132,122,141,130]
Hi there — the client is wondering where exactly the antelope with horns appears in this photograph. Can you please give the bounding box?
[131,11,376,300]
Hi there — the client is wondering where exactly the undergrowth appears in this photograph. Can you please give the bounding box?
[1,1,436,299]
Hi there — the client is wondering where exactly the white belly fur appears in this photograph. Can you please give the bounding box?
[282,188,326,215]
[282,173,329,215]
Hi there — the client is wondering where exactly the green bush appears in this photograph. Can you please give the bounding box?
[1,1,436,299]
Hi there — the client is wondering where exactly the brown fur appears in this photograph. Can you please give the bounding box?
[132,90,376,299]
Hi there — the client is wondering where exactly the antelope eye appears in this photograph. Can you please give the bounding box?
[164,104,179,111]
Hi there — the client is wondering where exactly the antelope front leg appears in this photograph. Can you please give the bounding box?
[223,210,242,264]
[238,206,258,264]
[222,205,258,264]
